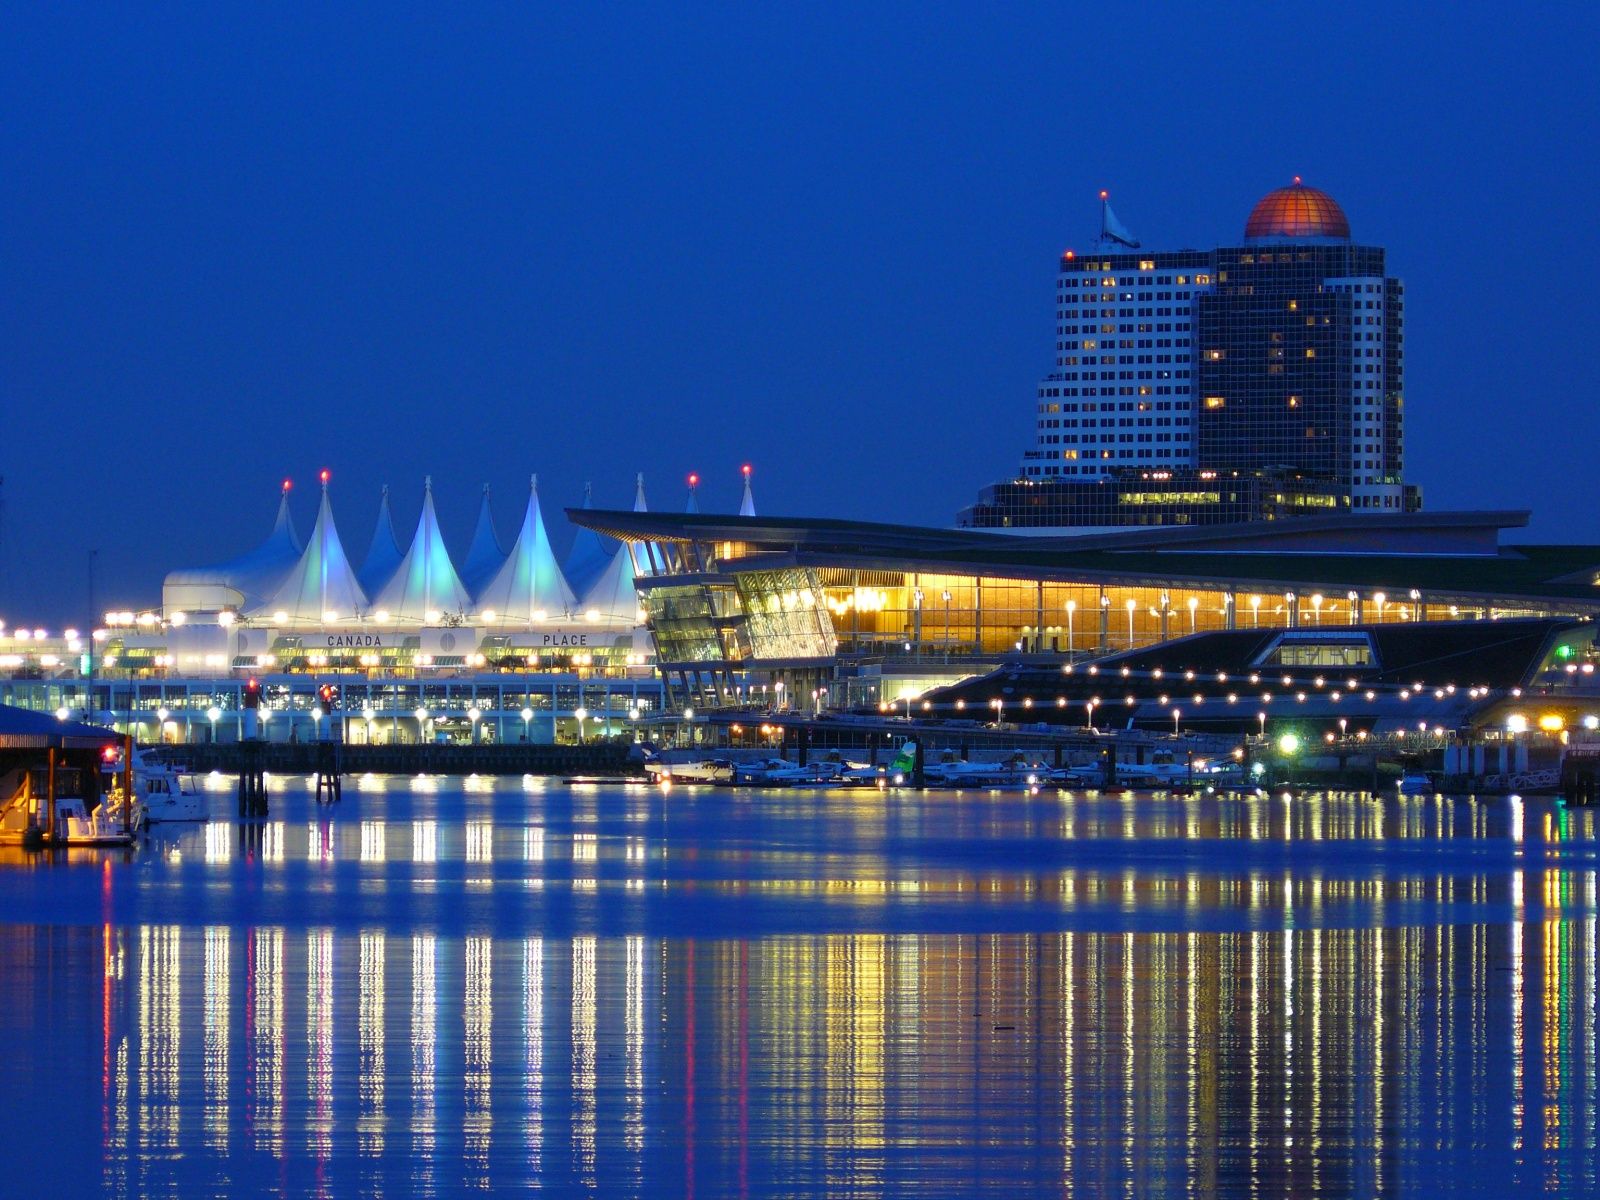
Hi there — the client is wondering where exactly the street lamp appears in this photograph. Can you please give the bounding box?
[1065,599,1076,659]
[1125,597,1136,648]
[208,705,222,742]
[574,706,588,744]
[520,706,534,743]
[1172,707,1181,735]
[468,706,482,744]
[415,706,429,743]
[1373,591,1387,622]
[1257,711,1267,738]
[1086,696,1098,732]
[774,682,785,711]
[1310,593,1324,625]
[941,589,953,652]
[1250,595,1261,628]
[1186,595,1198,634]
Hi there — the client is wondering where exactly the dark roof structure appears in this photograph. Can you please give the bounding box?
[568,509,1600,607]
[920,618,1590,735]
[0,704,121,750]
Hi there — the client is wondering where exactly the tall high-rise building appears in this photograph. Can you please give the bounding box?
[963,180,1416,530]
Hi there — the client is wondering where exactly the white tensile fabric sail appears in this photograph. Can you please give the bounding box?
[357,485,404,597]
[252,479,369,621]
[1101,195,1140,248]
[579,542,641,624]
[162,483,306,613]
[370,477,473,621]
[460,484,506,596]
[472,475,577,619]
[564,482,613,596]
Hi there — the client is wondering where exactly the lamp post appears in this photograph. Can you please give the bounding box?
[157,706,170,746]
[991,698,1003,726]
[207,705,222,744]
[1065,599,1076,660]
[1172,707,1181,735]
[1250,595,1261,628]
[468,706,482,745]
[942,590,952,655]
[574,706,588,744]
[1125,597,1136,648]
[1186,595,1198,634]
[521,706,533,743]
[363,705,376,744]
[1310,593,1324,626]
[774,681,785,712]
[1086,697,1098,732]
[415,706,429,744]
[1373,591,1387,623]
[1257,711,1267,739]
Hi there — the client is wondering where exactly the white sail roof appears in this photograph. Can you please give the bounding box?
[473,475,577,620]
[579,543,641,624]
[564,482,613,596]
[162,483,304,613]
[460,485,505,595]
[370,477,473,621]
[251,479,369,622]
[357,485,404,597]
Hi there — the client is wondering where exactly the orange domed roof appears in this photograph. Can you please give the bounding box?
[1244,178,1350,241]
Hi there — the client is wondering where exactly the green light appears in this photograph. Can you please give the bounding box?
[1557,644,1574,660]
[1277,732,1301,756]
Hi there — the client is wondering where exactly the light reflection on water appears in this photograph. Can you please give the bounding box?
[1,779,1597,1197]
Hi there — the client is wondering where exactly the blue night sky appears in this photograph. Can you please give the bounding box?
[3,4,1597,621]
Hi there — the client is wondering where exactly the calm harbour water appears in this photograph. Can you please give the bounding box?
[1,775,1597,1198]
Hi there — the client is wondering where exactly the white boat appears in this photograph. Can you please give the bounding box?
[1398,773,1431,795]
[47,796,140,845]
[136,753,207,823]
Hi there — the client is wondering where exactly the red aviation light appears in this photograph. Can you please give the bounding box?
[319,468,331,485]
[688,473,699,487]
[741,464,751,477]
[282,478,293,492]
[1099,189,1108,201]
[1065,249,1075,260]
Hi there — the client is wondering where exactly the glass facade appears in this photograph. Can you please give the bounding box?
[959,468,1345,529]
